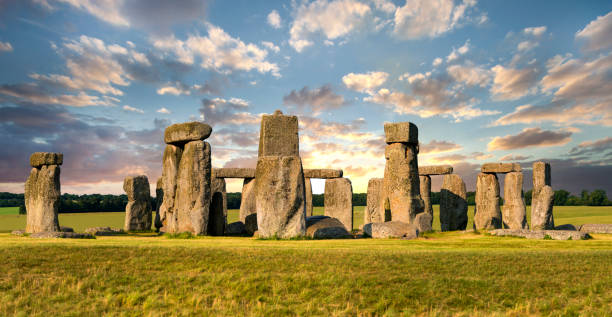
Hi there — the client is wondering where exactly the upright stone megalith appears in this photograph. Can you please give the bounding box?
[239,178,257,235]
[531,162,554,230]
[154,177,163,232]
[365,178,384,224]
[123,175,152,231]
[440,174,468,231]
[324,178,353,232]
[254,111,306,238]
[305,178,313,217]
[209,176,227,236]
[159,122,212,235]
[502,172,528,229]
[25,152,62,233]
[382,122,424,224]
[419,175,432,217]
[474,172,502,230]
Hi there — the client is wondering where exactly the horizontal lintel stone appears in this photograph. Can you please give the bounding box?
[303,169,343,179]
[419,165,453,175]
[481,163,522,173]
[30,152,63,167]
[213,168,256,179]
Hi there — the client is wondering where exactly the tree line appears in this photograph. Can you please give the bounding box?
[1,189,610,214]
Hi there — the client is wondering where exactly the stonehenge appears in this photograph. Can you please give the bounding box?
[418,165,458,230]
[531,162,554,230]
[474,172,502,230]
[25,152,62,233]
[502,172,527,229]
[123,175,152,231]
[440,174,468,231]
[365,178,384,224]
[324,178,353,232]
[209,175,227,236]
[474,163,524,230]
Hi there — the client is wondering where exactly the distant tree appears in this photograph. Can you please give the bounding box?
[19,204,26,215]
[553,190,570,206]
[227,193,241,209]
[581,190,589,205]
[352,193,367,206]
[466,192,475,206]
[524,190,532,206]
[566,196,582,206]
[588,189,607,206]
[312,194,324,207]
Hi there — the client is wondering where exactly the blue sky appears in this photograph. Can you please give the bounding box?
[0,0,611,195]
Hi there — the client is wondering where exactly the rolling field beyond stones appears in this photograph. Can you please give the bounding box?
[0,205,611,233]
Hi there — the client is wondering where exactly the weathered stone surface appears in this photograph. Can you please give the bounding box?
[85,227,125,236]
[123,175,152,231]
[554,224,577,231]
[254,156,306,238]
[531,185,554,230]
[154,177,163,231]
[11,230,26,236]
[226,221,247,236]
[305,178,313,217]
[303,169,343,179]
[384,122,418,144]
[306,216,352,239]
[30,231,95,239]
[239,178,258,235]
[414,212,433,233]
[580,224,612,234]
[474,172,502,230]
[383,143,424,223]
[324,178,353,232]
[481,163,522,173]
[365,178,384,225]
[60,226,73,232]
[159,144,182,232]
[419,165,453,175]
[164,122,212,144]
[440,174,468,231]
[258,111,299,157]
[363,221,418,239]
[419,175,433,218]
[212,168,255,179]
[166,141,211,235]
[532,162,551,190]
[208,177,227,236]
[30,152,63,167]
[490,229,589,240]
[25,165,61,233]
[502,172,528,230]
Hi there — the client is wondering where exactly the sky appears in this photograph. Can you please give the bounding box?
[0,0,611,196]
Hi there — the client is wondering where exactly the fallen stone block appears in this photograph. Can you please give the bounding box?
[84,227,125,236]
[414,212,433,233]
[579,224,612,234]
[11,230,26,236]
[225,221,247,236]
[30,231,95,239]
[306,216,352,239]
[363,221,418,239]
[554,224,577,231]
[489,229,589,240]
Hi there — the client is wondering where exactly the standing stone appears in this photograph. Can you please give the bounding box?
[324,178,353,232]
[474,173,502,230]
[305,178,313,217]
[414,212,433,233]
[365,178,384,224]
[258,110,299,157]
[159,144,183,232]
[531,162,554,230]
[440,174,468,231]
[239,178,258,235]
[254,156,306,238]
[208,176,227,236]
[419,175,433,217]
[154,177,163,231]
[502,172,528,229]
[123,175,152,231]
[383,142,424,223]
[25,154,61,233]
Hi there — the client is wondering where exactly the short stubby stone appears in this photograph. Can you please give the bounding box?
[419,175,433,218]
[363,221,418,239]
[30,231,95,239]
[532,162,551,190]
[212,168,256,179]
[490,229,588,240]
[324,178,353,232]
[440,174,468,231]
[254,156,306,238]
[531,185,554,230]
[383,143,424,223]
[258,112,299,157]
[502,172,528,230]
[414,212,433,233]
[579,223,612,234]
[365,178,384,224]
[481,163,522,173]
[123,175,152,231]
[384,122,418,144]
[303,169,343,179]
[554,224,577,231]
[306,216,352,239]
[239,178,257,235]
[123,175,151,202]
[25,164,61,233]
[164,122,212,145]
[30,152,63,167]
[208,177,227,236]
[419,165,453,175]
[85,227,125,236]
[226,221,247,236]
[474,172,502,230]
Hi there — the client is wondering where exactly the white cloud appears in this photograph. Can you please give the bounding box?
[289,0,370,52]
[123,105,144,113]
[342,71,388,93]
[398,72,431,83]
[157,84,189,96]
[373,0,396,13]
[575,11,612,52]
[490,64,539,100]
[0,83,116,107]
[446,39,470,62]
[447,63,491,87]
[432,57,443,66]
[0,41,13,52]
[261,41,280,53]
[393,0,478,39]
[156,107,171,114]
[267,10,282,28]
[523,26,547,37]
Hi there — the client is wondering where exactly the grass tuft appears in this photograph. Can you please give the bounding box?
[164,232,196,239]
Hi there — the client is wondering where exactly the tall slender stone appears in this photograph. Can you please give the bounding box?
[440,174,468,231]
[305,178,313,217]
[420,175,433,217]
[502,172,528,229]
[365,178,384,224]
[123,175,152,231]
[239,178,257,235]
[209,176,227,236]
[154,177,163,231]
[324,178,353,232]
[25,154,61,233]
[531,162,554,230]
[474,173,502,230]
[159,144,182,232]
[383,141,424,223]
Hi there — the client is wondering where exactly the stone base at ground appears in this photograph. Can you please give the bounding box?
[414,212,433,233]
[11,230,26,236]
[306,216,352,239]
[554,224,577,231]
[489,229,589,240]
[363,221,419,239]
[225,221,247,236]
[579,224,612,234]
[30,231,95,239]
[85,227,125,236]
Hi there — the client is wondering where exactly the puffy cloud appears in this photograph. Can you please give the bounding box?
[487,128,572,151]
[198,97,259,126]
[432,57,443,66]
[283,84,346,113]
[289,0,370,52]
[523,26,547,37]
[513,26,547,52]
[490,64,539,100]
[342,71,388,93]
[499,154,532,161]
[0,83,116,107]
[393,0,478,39]
[372,0,396,13]
[267,10,281,28]
[122,105,144,113]
[447,63,491,87]
[446,39,470,62]
[156,107,171,114]
[420,139,462,155]
[568,136,612,157]
[575,11,612,52]
[261,41,280,53]
[0,41,13,52]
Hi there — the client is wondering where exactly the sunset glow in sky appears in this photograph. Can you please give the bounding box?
[0,0,611,195]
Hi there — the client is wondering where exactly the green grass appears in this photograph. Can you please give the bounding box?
[0,207,19,215]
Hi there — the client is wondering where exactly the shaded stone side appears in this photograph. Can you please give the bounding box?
[324,178,353,232]
[502,172,528,230]
[209,177,227,236]
[531,161,554,230]
[254,156,306,238]
[25,165,61,233]
[123,175,152,231]
[365,178,384,224]
[383,143,424,223]
[239,178,257,235]
[154,177,163,231]
[159,144,183,232]
[474,172,502,230]
[440,174,468,231]
[419,175,433,217]
[305,178,313,217]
